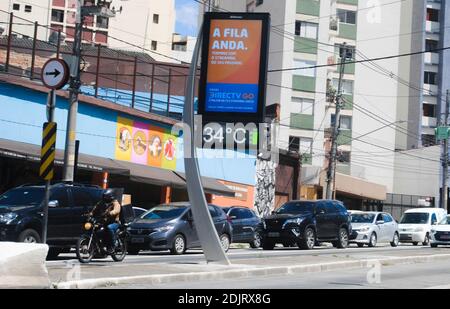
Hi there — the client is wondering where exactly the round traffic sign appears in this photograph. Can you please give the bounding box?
[41,58,70,90]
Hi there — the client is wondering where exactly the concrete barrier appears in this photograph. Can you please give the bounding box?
[0,242,50,289]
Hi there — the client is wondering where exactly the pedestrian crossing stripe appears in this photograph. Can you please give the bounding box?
[40,122,57,181]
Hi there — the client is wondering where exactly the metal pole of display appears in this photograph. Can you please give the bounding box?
[183,24,230,265]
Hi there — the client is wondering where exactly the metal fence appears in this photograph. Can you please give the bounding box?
[0,10,198,120]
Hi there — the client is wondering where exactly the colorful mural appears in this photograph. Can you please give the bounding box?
[115,116,177,170]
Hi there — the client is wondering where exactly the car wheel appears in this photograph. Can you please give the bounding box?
[220,234,231,252]
[368,233,377,248]
[423,233,430,246]
[262,240,275,250]
[431,243,438,248]
[336,228,349,249]
[357,243,365,248]
[390,233,399,247]
[412,242,419,246]
[298,227,315,250]
[170,234,186,255]
[18,229,41,244]
[249,232,262,249]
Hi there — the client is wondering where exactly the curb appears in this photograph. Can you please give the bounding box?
[53,253,450,289]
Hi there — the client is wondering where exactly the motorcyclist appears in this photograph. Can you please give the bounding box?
[90,188,121,253]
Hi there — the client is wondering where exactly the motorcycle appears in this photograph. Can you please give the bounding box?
[76,215,128,263]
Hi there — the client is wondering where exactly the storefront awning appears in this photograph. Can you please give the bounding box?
[0,138,129,175]
[175,172,235,197]
[0,138,235,197]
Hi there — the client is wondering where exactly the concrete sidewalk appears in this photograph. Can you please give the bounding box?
[49,248,450,289]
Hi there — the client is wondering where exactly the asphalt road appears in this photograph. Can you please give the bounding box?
[112,259,450,289]
[46,243,446,267]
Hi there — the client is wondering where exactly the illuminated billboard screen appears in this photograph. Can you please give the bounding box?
[199,12,270,124]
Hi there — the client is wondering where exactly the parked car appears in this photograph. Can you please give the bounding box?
[223,206,262,248]
[132,207,147,218]
[260,200,351,250]
[127,202,233,255]
[398,208,447,246]
[349,211,399,247]
[0,183,108,258]
[430,215,450,247]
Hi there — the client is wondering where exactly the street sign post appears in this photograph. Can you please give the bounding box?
[41,58,70,90]
[40,58,68,243]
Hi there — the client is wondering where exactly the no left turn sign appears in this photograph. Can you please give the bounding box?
[41,58,70,90]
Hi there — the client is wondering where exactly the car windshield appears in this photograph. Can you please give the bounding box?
[141,206,186,220]
[439,216,450,225]
[276,202,315,215]
[351,213,375,223]
[0,187,44,207]
[400,213,429,224]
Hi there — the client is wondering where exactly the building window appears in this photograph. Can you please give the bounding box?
[422,134,436,147]
[172,42,187,52]
[424,71,437,85]
[423,103,436,117]
[151,40,157,51]
[289,136,312,154]
[337,151,351,163]
[96,16,109,29]
[426,39,439,52]
[291,97,314,115]
[51,9,65,23]
[256,0,264,6]
[336,44,355,60]
[153,14,159,24]
[295,21,318,39]
[337,9,356,25]
[332,79,353,95]
[331,115,352,130]
[427,8,439,22]
[293,59,316,77]
[24,5,32,12]
[12,3,20,11]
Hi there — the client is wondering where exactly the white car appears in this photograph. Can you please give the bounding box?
[349,211,399,247]
[430,215,450,247]
[398,208,447,246]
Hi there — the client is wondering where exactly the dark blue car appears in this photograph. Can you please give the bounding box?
[223,206,262,248]
[127,202,233,255]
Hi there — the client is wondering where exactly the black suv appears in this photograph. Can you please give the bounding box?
[261,200,351,250]
[0,183,104,257]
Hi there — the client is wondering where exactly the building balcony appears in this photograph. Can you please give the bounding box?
[423,83,438,94]
[294,36,318,54]
[422,116,437,127]
[426,21,440,34]
[293,75,316,92]
[424,52,439,65]
[296,0,320,16]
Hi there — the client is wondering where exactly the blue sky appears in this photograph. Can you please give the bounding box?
[175,0,200,37]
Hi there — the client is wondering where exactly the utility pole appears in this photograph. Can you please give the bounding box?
[441,90,449,211]
[62,0,83,182]
[326,43,348,200]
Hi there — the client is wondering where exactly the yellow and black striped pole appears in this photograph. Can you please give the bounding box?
[40,121,57,244]
[40,122,57,180]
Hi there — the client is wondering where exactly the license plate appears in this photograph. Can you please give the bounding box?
[268,232,280,238]
[131,237,145,243]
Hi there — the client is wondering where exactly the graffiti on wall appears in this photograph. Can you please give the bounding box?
[253,158,276,217]
[115,116,177,170]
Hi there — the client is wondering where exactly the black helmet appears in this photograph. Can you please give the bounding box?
[102,189,115,203]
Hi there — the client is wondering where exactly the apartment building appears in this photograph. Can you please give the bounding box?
[0,0,177,62]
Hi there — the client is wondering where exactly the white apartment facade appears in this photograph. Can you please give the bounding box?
[0,0,179,62]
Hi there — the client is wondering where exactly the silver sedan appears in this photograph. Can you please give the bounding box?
[349,211,399,247]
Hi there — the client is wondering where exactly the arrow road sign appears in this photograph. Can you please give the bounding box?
[41,58,69,90]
